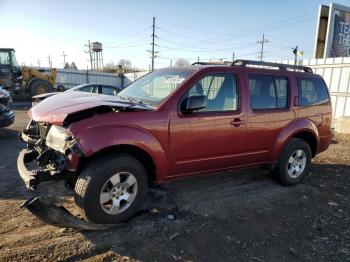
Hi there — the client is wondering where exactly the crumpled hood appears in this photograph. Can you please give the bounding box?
[29,91,146,125]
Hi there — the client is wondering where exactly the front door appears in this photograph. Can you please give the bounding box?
[169,72,247,177]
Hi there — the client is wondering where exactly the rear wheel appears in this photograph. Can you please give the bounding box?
[28,79,53,97]
[74,153,148,224]
[275,138,312,186]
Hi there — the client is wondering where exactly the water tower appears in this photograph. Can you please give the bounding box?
[91,41,104,71]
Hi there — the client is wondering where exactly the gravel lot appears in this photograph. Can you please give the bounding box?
[0,108,349,262]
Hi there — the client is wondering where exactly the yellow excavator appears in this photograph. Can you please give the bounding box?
[0,48,56,97]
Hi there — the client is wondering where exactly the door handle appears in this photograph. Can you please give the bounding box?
[230,118,245,127]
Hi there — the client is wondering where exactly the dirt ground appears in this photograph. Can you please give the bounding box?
[0,108,349,262]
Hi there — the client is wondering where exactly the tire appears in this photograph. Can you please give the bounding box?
[28,79,53,97]
[275,138,312,186]
[74,153,148,224]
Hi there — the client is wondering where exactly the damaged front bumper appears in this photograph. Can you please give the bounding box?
[18,121,80,190]
[17,148,72,190]
[17,149,40,189]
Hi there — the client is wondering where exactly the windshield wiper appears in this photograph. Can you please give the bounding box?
[117,95,153,109]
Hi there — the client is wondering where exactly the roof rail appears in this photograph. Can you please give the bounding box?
[191,61,232,66]
[191,62,210,65]
[232,60,313,73]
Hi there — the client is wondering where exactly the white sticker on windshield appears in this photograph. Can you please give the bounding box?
[164,77,185,84]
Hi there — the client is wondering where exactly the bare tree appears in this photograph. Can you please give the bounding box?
[103,62,119,73]
[118,59,132,70]
[174,58,190,67]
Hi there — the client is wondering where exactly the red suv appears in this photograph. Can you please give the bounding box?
[18,60,332,224]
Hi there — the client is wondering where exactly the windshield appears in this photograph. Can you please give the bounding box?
[0,50,19,67]
[0,51,11,65]
[118,68,196,106]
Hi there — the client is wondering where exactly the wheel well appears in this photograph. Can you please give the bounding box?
[80,145,157,184]
[292,131,317,157]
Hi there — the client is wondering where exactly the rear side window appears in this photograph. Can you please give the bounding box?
[79,86,95,93]
[297,78,330,106]
[102,86,118,96]
[249,75,288,110]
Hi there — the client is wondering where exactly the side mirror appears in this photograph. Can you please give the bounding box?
[182,95,206,113]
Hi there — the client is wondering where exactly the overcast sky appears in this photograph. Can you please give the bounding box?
[1,0,350,70]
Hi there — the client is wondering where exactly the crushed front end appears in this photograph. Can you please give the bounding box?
[18,120,81,190]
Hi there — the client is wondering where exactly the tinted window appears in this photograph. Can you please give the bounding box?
[101,86,118,96]
[249,75,288,110]
[185,73,238,112]
[297,78,330,106]
[79,86,95,93]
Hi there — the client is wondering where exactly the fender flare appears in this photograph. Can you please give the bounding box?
[75,124,168,180]
[269,118,319,161]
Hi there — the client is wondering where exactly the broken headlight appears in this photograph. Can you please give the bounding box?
[45,125,72,153]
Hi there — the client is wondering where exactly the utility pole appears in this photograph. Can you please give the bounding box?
[292,46,298,65]
[232,52,235,62]
[47,55,52,68]
[37,59,41,67]
[147,17,158,71]
[197,56,200,63]
[257,34,269,61]
[85,40,93,70]
[61,51,68,66]
[170,59,172,67]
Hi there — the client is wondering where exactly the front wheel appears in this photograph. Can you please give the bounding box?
[275,138,312,186]
[74,153,148,224]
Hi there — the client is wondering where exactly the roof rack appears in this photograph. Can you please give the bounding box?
[191,61,232,66]
[232,60,313,73]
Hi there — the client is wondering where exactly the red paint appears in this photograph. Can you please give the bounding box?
[30,65,333,183]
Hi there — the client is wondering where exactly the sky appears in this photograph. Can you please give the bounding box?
[1,0,350,70]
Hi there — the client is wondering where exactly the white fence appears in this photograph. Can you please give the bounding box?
[124,71,149,84]
[39,68,125,89]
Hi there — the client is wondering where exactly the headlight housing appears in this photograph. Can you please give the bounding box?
[45,125,72,153]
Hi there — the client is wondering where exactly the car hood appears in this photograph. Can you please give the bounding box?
[29,91,151,125]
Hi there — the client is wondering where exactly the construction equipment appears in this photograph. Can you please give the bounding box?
[0,48,56,97]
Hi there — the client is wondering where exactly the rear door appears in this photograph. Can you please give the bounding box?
[245,72,295,164]
[169,70,247,176]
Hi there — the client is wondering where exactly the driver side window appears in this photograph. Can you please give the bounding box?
[185,73,238,112]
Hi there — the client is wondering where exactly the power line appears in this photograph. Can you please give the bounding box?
[104,35,149,48]
[105,26,152,45]
[158,12,313,39]
[105,44,149,49]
